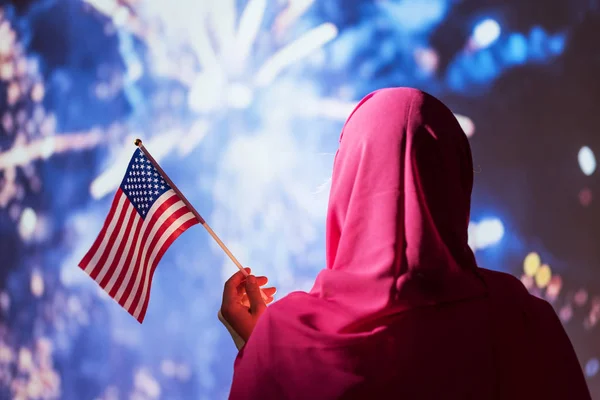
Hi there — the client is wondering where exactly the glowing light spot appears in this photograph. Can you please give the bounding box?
[578,146,596,176]
[18,348,33,372]
[584,314,598,330]
[585,359,599,378]
[468,218,504,251]
[7,82,20,105]
[414,47,439,74]
[31,82,45,102]
[535,264,551,288]
[574,289,588,307]
[0,62,13,80]
[559,304,573,322]
[30,270,44,298]
[454,114,475,138]
[472,19,501,49]
[0,291,10,313]
[546,275,562,299]
[478,218,504,246]
[0,23,15,56]
[2,113,12,132]
[590,304,600,329]
[18,207,37,240]
[524,252,541,277]
[579,187,593,207]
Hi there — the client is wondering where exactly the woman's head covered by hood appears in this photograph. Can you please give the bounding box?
[230,91,591,400]
[310,88,484,327]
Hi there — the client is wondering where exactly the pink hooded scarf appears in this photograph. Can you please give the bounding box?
[229,88,590,399]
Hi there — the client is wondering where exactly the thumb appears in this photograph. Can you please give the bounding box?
[245,275,266,315]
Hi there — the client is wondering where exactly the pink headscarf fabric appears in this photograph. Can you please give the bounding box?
[229,88,590,399]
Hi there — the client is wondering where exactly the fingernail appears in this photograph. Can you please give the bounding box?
[247,275,256,284]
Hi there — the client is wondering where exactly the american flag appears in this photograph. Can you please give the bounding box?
[79,149,200,322]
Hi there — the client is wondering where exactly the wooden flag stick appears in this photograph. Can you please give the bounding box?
[133,139,249,277]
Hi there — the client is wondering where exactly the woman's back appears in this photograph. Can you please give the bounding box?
[226,88,590,399]
[231,268,589,399]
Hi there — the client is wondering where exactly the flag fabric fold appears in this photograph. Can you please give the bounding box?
[79,149,199,323]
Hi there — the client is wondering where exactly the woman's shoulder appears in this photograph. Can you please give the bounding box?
[477,267,555,315]
[478,267,529,294]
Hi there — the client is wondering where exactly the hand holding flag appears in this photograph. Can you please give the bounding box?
[79,139,261,323]
[219,267,276,348]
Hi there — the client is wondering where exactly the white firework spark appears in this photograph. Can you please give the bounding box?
[87,0,339,200]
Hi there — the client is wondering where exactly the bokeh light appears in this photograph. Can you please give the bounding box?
[17,207,37,241]
[586,358,599,378]
[535,264,552,289]
[524,252,541,277]
[575,289,589,307]
[578,146,596,176]
[559,304,573,323]
[30,269,44,298]
[468,218,504,251]
[579,187,593,207]
[472,19,501,49]
[454,114,476,138]
[546,275,563,301]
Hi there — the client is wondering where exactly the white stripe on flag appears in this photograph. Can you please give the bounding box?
[85,192,127,274]
[114,190,178,303]
[132,212,196,319]
[95,204,135,285]
[123,198,186,310]
[103,210,142,294]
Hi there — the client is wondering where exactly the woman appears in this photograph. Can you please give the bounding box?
[219,88,590,399]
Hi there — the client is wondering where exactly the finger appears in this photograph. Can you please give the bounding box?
[265,296,274,305]
[224,268,251,298]
[245,275,267,315]
[237,276,270,295]
[261,287,277,297]
[256,276,268,286]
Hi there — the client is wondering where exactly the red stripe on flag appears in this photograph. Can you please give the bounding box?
[108,210,144,299]
[118,193,180,307]
[136,216,199,323]
[99,206,137,288]
[79,190,124,269]
[128,205,190,314]
[90,199,130,280]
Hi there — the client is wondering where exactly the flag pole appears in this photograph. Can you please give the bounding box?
[134,138,249,277]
